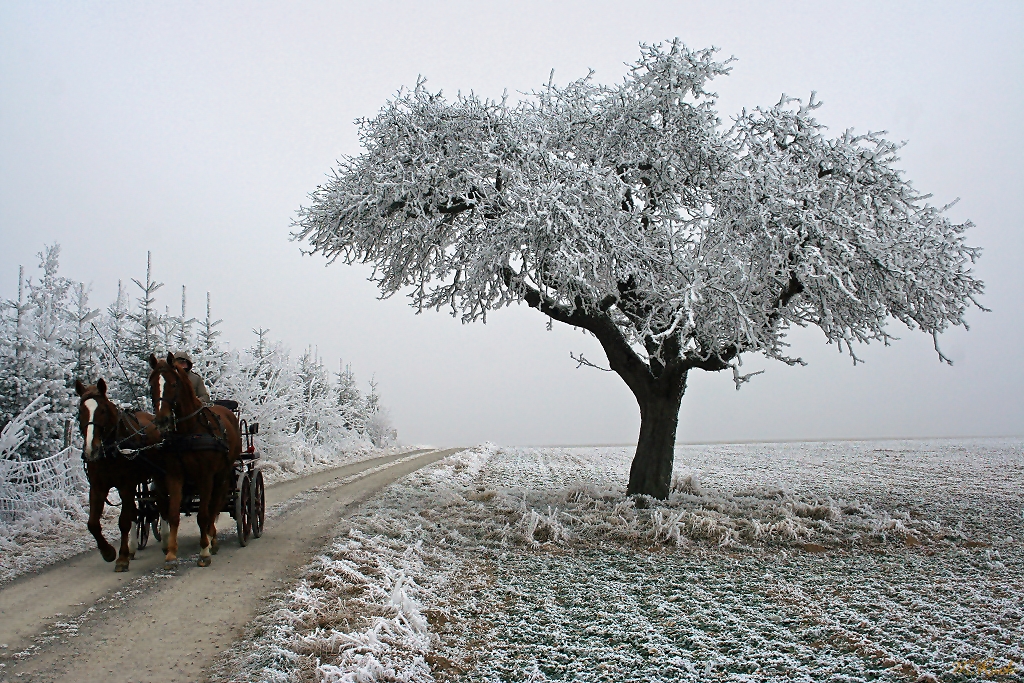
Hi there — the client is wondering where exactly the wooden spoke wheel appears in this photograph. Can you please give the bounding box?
[136,515,150,549]
[235,470,251,547]
[249,470,265,539]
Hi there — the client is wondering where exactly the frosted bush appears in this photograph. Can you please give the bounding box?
[522,506,573,546]
[212,530,439,683]
[670,471,703,496]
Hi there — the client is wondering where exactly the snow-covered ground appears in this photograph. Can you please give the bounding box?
[215,438,1024,682]
[0,441,410,586]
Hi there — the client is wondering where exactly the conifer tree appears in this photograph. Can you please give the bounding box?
[125,251,164,408]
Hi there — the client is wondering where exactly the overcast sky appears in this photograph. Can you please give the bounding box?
[1,1,1021,447]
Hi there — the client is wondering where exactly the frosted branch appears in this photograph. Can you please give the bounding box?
[570,351,613,372]
[731,364,764,391]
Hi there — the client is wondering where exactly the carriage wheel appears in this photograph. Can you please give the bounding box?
[250,470,265,539]
[235,470,251,547]
[151,518,162,542]
[137,516,150,550]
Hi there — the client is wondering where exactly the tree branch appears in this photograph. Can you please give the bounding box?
[501,267,656,397]
[569,351,613,372]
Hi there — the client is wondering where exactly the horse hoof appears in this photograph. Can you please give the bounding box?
[101,548,117,563]
[164,560,178,570]
[210,543,219,556]
[197,556,212,567]
[114,562,129,572]
[129,551,136,560]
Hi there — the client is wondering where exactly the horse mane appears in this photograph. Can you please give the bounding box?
[173,364,203,411]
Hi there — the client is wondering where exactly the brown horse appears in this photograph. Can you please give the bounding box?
[74,378,164,572]
[148,352,241,568]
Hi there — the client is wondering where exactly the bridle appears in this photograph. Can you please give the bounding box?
[152,366,204,434]
[80,396,153,461]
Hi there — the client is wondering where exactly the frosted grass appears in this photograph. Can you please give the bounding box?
[218,438,1024,682]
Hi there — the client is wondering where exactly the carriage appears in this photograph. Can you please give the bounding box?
[133,400,266,550]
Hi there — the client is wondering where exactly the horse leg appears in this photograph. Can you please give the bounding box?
[196,470,215,567]
[115,486,136,572]
[164,474,184,569]
[208,469,230,555]
[88,484,117,563]
[209,512,220,556]
[155,480,171,553]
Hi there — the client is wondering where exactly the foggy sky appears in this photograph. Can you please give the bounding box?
[1,1,1021,447]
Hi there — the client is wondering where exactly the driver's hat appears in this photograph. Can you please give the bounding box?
[171,350,194,369]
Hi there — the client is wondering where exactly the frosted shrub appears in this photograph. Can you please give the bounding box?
[522,506,573,546]
[365,445,964,553]
[670,471,703,496]
[364,409,397,448]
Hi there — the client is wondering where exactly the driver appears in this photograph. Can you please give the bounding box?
[171,350,212,406]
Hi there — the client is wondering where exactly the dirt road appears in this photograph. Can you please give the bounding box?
[0,447,462,683]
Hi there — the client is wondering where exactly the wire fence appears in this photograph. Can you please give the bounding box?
[1,396,89,524]
[0,446,88,523]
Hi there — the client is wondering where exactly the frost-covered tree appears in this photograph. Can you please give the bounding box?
[190,292,230,396]
[363,375,380,418]
[295,346,333,441]
[94,280,136,407]
[124,251,164,406]
[294,40,985,498]
[0,267,31,439]
[198,292,223,353]
[68,282,101,383]
[15,245,77,458]
[334,360,364,431]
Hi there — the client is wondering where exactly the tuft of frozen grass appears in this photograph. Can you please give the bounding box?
[211,529,440,683]
[217,438,1024,682]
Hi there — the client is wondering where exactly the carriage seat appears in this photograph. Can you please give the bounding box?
[213,399,239,411]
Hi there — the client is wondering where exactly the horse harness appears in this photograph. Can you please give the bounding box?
[160,405,233,456]
[84,406,157,461]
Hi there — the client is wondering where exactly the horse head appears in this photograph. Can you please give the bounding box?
[75,378,119,461]
[148,352,201,432]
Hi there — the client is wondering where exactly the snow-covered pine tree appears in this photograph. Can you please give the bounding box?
[68,282,101,385]
[94,280,137,407]
[198,292,222,353]
[296,346,333,441]
[0,267,30,437]
[363,375,380,418]
[124,251,164,409]
[218,329,302,449]
[190,291,229,397]
[18,245,75,459]
[174,286,194,351]
[360,376,396,447]
[334,360,363,431]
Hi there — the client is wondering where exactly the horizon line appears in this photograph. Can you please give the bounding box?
[507,434,1024,448]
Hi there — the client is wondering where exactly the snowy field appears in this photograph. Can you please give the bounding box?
[214,438,1024,682]
[0,441,405,586]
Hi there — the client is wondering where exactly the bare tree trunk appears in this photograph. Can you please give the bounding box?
[513,291,694,500]
[626,380,685,499]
